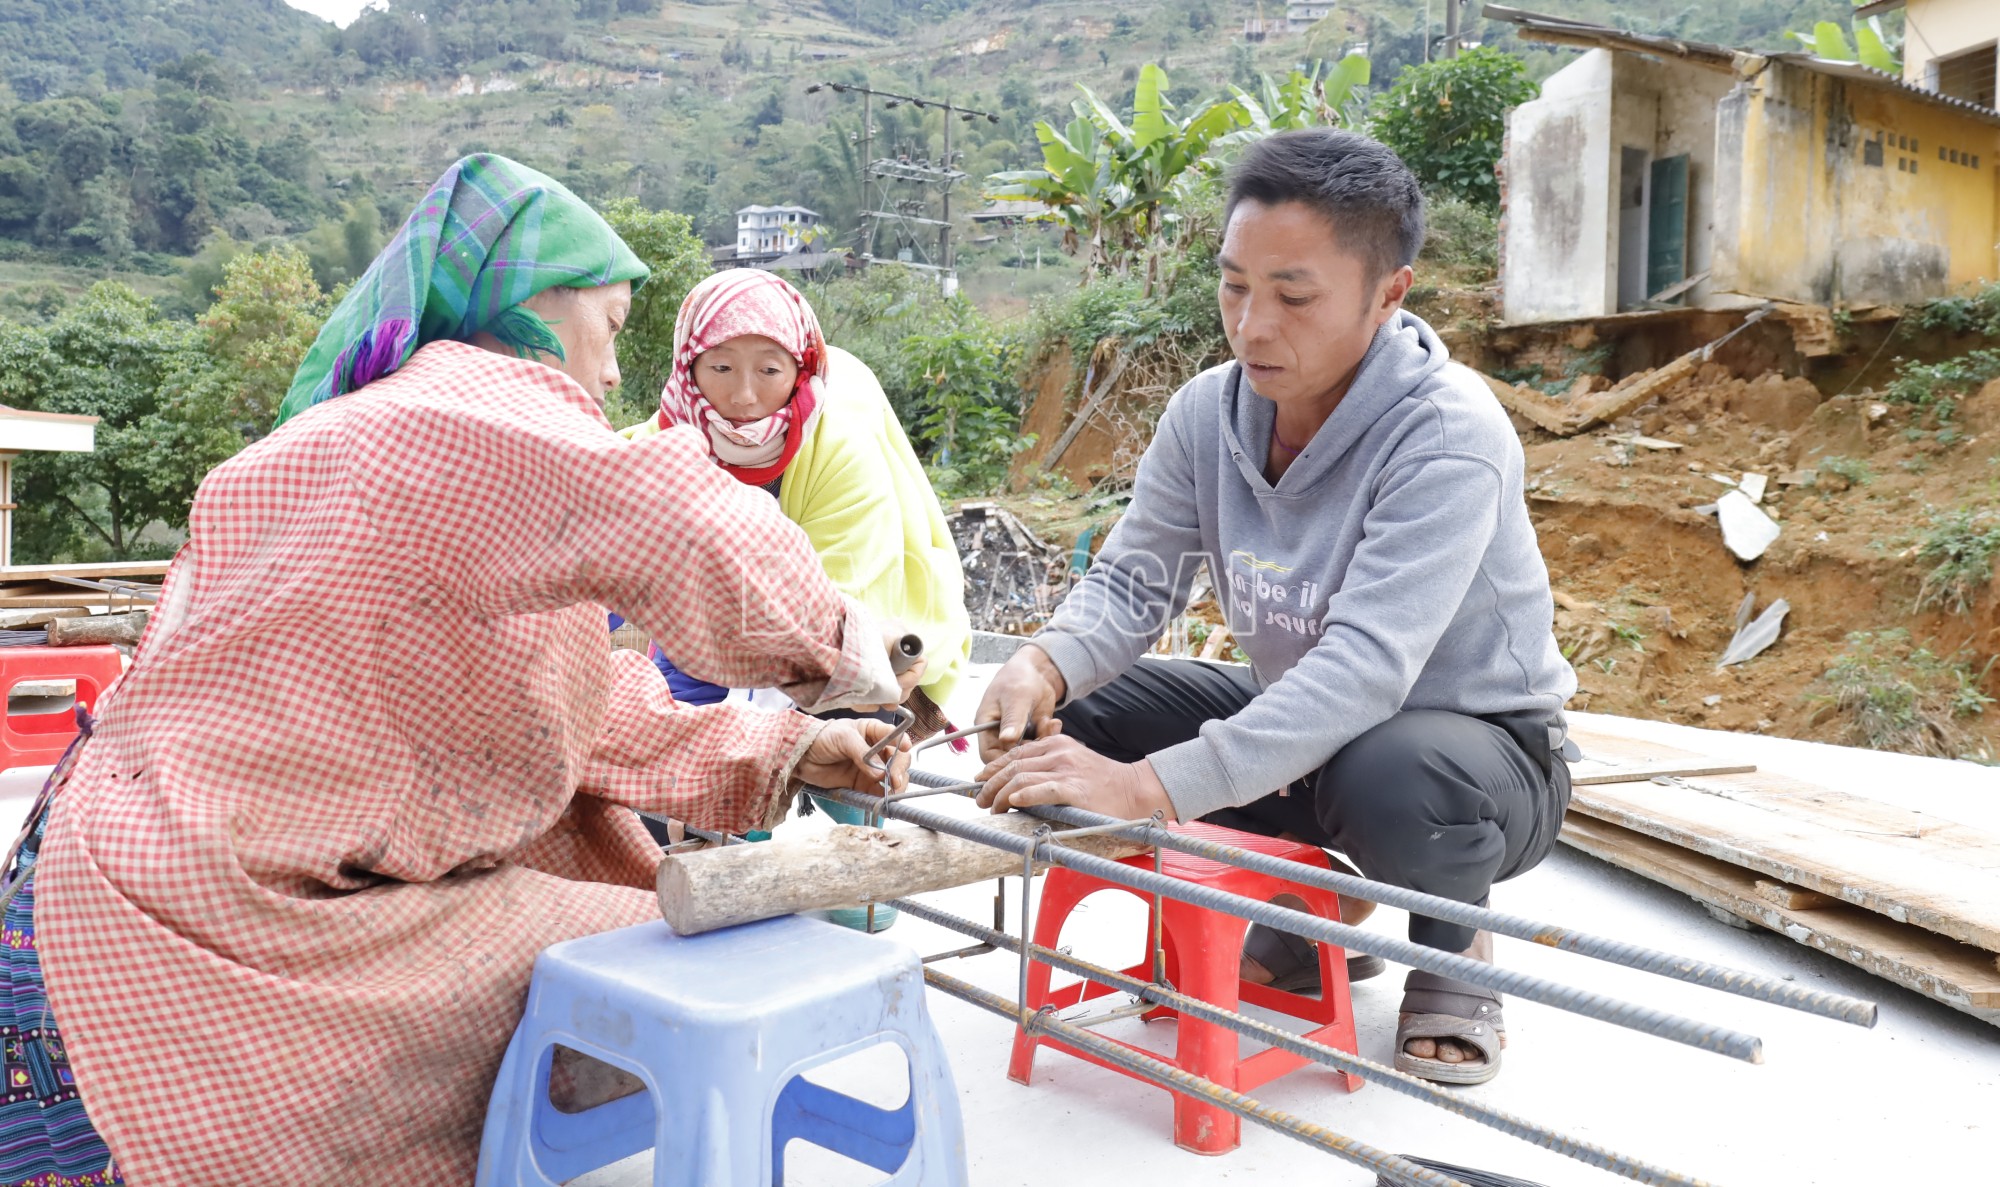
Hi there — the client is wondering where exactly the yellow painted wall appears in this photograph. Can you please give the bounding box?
[1717,61,2000,306]
[1901,0,2000,86]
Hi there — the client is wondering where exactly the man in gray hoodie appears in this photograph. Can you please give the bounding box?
[974,129,1577,1086]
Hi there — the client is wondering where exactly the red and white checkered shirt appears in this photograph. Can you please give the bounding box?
[37,341,889,1185]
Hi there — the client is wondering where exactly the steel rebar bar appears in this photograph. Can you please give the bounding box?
[921,966,1471,1187]
[896,896,1710,1187]
[903,768,1877,1029]
[817,785,1767,1063]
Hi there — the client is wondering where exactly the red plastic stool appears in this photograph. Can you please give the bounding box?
[1008,820,1362,1154]
[0,646,124,770]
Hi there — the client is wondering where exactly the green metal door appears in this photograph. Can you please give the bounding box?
[1647,154,1690,300]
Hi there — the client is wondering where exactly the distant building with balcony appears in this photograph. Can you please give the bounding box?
[730,205,822,265]
[1286,3,1335,31]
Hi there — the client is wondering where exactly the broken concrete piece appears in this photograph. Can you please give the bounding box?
[1708,473,1738,487]
[1716,490,1781,561]
[1718,598,1790,667]
[1612,434,1684,450]
[1867,402,1889,422]
[1703,694,1724,707]
[1738,472,1768,503]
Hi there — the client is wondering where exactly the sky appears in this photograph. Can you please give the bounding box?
[282,0,378,27]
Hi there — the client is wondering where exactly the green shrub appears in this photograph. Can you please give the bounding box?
[900,325,1026,496]
[1368,48,1539,209]
[1910,282,2000,337]
[598,198,712,429]
[1883,348,2000,413]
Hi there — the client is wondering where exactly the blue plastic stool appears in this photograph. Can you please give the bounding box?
[475,915,968,1187]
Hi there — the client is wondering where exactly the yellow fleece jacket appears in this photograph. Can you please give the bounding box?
[623,345,970,706]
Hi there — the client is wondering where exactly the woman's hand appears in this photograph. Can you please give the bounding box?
[856,626,927,712]
[974,731,1177,822]
[797,718,912,794]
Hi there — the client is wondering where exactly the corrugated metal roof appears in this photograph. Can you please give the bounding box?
[1482,4,2000,128]
[1481,5,1735,68]
[1766,53,2000,129]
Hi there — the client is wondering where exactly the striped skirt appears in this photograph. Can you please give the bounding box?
[0,808,119,1187]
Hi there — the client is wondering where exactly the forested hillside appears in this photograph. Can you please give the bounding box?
[0,0,324,98]
[0,0,1872,304]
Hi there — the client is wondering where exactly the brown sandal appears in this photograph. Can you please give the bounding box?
[1395,970,1505,1085]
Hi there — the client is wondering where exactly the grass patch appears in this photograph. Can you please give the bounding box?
[1811,630,1994,760]
[1916,506,2000,615]
[1816,455,1872,487]
[1417,191,1498,287]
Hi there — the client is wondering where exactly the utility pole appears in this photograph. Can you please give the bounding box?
[859,86,873,264]
[806,81,999,293]
[1443,0,1460,59]
[939,100,953,280]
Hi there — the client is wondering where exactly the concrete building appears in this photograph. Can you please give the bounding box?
[1861,0,1997,109]
[1489,5,2000,325]
[732,205,821,264]
[1286,3,1335,32]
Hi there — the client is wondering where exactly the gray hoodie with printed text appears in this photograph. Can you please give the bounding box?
[1032,311,1577,822]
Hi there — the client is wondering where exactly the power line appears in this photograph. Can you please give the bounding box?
[806,82,1001,290]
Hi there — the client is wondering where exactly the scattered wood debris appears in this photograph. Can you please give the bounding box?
[1481,308,1771,436]
[948,502,1070,634]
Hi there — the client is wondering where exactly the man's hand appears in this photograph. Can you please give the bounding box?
[974,643,1067,763]
[798,719,912,794]
[974,732,1177,822]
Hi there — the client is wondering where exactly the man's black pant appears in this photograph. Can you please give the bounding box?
[1056,658,1572,953]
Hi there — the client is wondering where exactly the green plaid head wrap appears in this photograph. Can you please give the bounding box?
[275,154,648,427]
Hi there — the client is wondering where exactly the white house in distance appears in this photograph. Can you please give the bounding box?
[0,406,96,567]
[734,205,821,264]
[1287,2,1335,32]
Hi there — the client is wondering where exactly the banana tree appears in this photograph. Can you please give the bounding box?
[1788,12,1900,74]
[987,64,1248,293]
[986,114,1125,280]
[1099,64,1249,293]
[1222,55,1373,146]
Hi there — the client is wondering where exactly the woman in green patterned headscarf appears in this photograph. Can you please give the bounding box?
[18,153,918,1184]
[274,153,650,426]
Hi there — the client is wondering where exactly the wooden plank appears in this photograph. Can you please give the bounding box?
[0,561,168,582]
[1754,880,1839,911]
[1478,372,1578,434]
[0,594,124,610]
[1043,349,1132,468]
[1568,728,2000,952]
[1571,760,1758,786]
[1561,813,2000,1023]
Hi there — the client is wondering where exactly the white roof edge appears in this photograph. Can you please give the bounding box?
[0,407,95,454]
